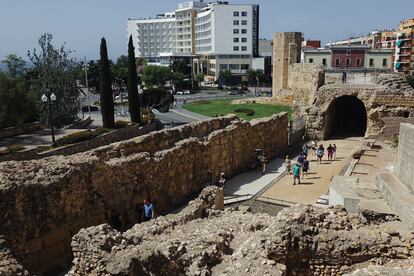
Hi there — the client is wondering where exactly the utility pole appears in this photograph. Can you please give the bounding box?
[83,56,91,118]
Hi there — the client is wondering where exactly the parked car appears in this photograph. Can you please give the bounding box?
[183,90,191,95]
[82,105,99,112]
[176,91,184,95]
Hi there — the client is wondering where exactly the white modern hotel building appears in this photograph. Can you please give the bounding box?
[127,1,259,80]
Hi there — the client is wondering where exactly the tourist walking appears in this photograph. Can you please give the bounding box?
[327,144,334,161]
[302,156,309,178]
[342,71,347,83]
[298,153,305,166]
[332,144,337,160]
[316,144,324,164]
[142,200,154,222]
[302,145,309,157]
[285,155,292,174]
[292,162,301,185]
[218,172,226,193]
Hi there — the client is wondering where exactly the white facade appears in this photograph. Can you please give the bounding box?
[127,1,259,72]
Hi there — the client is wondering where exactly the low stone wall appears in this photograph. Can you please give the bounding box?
[377,117,414,138]
[0,122,157,162]
[0,113,288,274]
[0,122,43,139]
[394,123,414,192]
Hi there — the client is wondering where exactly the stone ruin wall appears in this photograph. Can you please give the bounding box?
[67,187,414,275]
[0,114,288,274]
[307,75,414,140]
[287,64,325,104]
[394,123,414,193]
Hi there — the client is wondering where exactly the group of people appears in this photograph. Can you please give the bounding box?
[285,142,338,185]
[315,143,337,164]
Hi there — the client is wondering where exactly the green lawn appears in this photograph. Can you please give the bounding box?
[183,98,292,121]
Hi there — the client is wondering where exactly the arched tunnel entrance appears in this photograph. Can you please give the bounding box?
[324,96,367,139]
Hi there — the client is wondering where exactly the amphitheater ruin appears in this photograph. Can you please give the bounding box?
[1,33,414,275]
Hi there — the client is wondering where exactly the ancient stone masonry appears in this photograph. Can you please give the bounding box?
[0,114,288,274]
[307,74,414,139]
[68,190,414,275]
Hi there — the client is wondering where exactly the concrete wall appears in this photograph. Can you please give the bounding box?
[0,114,288,274]
[394,123,414,192]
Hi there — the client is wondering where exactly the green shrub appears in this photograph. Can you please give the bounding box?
[3,144,26,153]
[56,128,109,146]
[234,108,255,116]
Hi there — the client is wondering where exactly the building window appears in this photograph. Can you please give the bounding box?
[241,46,247,51]
[241,20,248,25]
[356,58,361,66]
[346,58,351,67]
[233,37,239,43]
[233,11,239,16]
[309,58,314,64]
[233,29,239,34]
[242,11,247,16]
[335,58,340,67]
[233,46,239,51]
[369,59,374,67]
[346,50,351,56]
[322,58,327,66]
[220,64,229,70]
[229,64,240,70]
[241,37,247,43]
[383,58,387,67]
[241,64,249,70]
[241,29,247,34]
[233,20,239,26]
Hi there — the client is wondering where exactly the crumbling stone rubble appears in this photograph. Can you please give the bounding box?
[68,188,414,276]
[0,238,29,276]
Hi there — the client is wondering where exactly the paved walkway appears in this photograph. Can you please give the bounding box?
[258,138,362,205]
[224,158,285,204]
[0,128,85,150]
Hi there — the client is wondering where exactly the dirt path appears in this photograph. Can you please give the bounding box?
[258,137,362,205]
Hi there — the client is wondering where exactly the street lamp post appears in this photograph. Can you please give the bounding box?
[83,56,91,118]
[41,91,57,146]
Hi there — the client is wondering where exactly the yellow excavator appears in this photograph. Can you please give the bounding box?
[140,107,156,123]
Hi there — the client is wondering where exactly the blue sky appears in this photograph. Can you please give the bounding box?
[1,0,413,61]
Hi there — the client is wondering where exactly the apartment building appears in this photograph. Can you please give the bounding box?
[394,18,414,75]
[302,45,392,71]
[127,1,259,79]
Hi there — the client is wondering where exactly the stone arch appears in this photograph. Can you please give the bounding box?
[324,95,367,139]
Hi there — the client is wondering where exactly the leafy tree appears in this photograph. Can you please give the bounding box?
[142,65,172,88]
[170,59,189,75]
[246,69,267,86]
[27,33,81,128]
[99,38,114,128]
[1,54,27,78]
[127,35,141,123]
[171,71,185,90]
[195,73,205,85]
[113,55,128,90]
[219,69,233,87]
[0,72,38,128]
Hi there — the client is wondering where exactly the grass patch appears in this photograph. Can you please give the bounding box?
[2,144,26,154]
[183,98,292,121]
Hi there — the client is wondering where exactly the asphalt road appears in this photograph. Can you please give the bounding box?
[81,88,271,127]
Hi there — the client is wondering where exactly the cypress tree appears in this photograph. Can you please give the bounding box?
[127,35,141,123]
[99,38,114,128]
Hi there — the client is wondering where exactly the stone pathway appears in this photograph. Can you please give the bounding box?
[224,158,285,204]
[258,138,362,205]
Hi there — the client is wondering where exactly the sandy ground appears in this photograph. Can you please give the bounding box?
[259,137,363,205]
